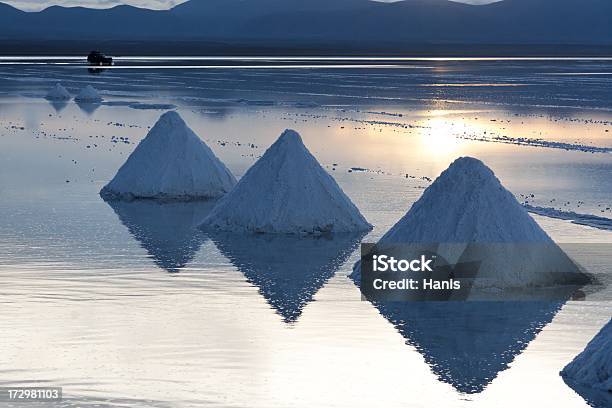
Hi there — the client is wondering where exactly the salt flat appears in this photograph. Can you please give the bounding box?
[0,57,610,408]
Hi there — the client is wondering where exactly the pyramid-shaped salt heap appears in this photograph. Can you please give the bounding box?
[100,111,236,201]
[201,129,371,234]
[352,157,589,288]
[46,83,71,101]
[381,157,555,243]
[75,85,102,102]
[561,319,612,393]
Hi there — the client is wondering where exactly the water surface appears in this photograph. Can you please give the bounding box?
[0,57,611,407]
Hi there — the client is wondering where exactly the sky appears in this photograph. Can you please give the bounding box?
[3,0,500,12]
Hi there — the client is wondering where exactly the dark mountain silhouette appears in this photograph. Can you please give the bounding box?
[0,2,25,36]
[0,0,610,53]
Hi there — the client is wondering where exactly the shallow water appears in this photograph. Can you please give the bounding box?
[0,57,610,407]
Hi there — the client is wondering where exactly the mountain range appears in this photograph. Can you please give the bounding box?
[1,0,611,54]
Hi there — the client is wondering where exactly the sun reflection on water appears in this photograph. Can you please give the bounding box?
[419,115,463,161]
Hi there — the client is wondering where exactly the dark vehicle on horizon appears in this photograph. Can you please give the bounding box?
[87,51,113,66]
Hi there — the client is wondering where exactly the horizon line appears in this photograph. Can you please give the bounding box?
[1,0,503,13]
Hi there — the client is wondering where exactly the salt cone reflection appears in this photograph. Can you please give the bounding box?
[75,101,101,115]
[372,300,567,394]
[561,380,612,408]
[211,232,364,323]
[106,200,215,273]
[48,100,68,113]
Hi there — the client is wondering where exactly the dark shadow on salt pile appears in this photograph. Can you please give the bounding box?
[210,232,364,323]
[105,200,215,273]
[373,300,566,394]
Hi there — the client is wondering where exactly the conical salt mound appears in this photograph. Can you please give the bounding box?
[352,157,590,288]
[382,157,552,243]
[75,85,102,102]
[201,129,371,234]
[46,83,71,101]
[561,319,612,393]
[100,111,237,201]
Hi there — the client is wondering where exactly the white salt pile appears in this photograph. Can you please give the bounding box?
[379,157,553,243]
[201,129,371,234]
[561,319,612,392]
[352,157,588,288]
[46,83,71,101]
[100,111,236,201]
[75,85,103,102]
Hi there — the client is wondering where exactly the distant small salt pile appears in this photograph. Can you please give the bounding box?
[75,85,103,102]
[352,157,589,288]
[46,83,71,101]
[561,319,612,392]
[201,129,371,234]
[100,111,236,201]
